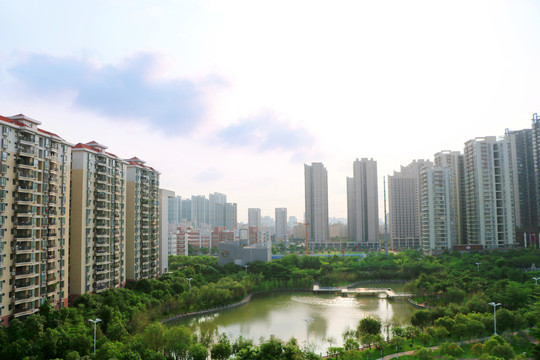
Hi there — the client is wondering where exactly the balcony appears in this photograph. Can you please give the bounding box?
[14,280,38,292]
[13,307,39,318]
[17,144,36,156]
[16,157,38,169]
[16,193,35,205]
[15,244,37,254]
[17,169,37,181]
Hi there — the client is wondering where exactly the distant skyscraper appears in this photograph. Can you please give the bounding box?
[224,202,237,230]
[305,162,329,245]
[209,192,227,228]
[275,208,288,241]
[389,159,432,249]
[191,195,209,226]
[346,158,379,248]
[464,137,515,247]
[529,113,540,228]
[506,128,537,228]
[434,150,466,245]
[248,208,261,228]
[168,195,182,225]
[159,189,175,268]
[181,198,192,222]
[420,167,454,251]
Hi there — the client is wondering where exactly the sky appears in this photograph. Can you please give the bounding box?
[1,0,540,223]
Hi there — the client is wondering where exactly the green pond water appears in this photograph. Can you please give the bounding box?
[169,283,415,355]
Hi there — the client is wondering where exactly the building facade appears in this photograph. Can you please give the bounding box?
[346,158,379,248]
[464,137,515,247]
[275,208,287,242]
[388,159,432,249]
[70,141,127,300]
[248,208,261,229]
[125,158,160,281]
[434,150,466,245]
[420,167,454,252]
[304,162,329,245]
[0,114,71,325]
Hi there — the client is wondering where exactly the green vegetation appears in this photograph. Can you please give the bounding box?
[0,248,538,359]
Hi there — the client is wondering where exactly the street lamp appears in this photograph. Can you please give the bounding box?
[88,318,101,354]
[475,262,481,273]
[243,264,248,274]
[488,302,501,335]
[533,277,539,285]
[304,318,313,348]
[186,277,193,292]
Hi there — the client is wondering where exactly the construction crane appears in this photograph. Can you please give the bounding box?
[295,221,309,255]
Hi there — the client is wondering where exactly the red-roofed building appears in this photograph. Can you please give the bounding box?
[70,142,128,300]
[0,114,72,326]
[125,157,160,281]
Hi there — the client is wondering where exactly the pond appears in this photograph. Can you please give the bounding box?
[169,283,415,355]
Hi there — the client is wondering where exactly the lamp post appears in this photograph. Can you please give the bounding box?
[488,302,501,335]
[475,262,481,273]
[186,277,193,292]
[533,277,539,285]
[88,318,101,354]
[304,318,313,348]
[243,264,248,274]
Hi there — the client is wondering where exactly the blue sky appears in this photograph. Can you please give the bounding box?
[1,0,540,221]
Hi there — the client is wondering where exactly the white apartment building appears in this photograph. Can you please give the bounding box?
[464,137,515,247]
[275,208,287,241]
[388,159,432,249]
[248,208,261,229]
[434,150,466,245]
[346,158,379,249]
[305,162,329,245]
[420,167,454,252]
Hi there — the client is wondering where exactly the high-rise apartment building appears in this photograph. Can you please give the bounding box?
[191,195,209,226]
[209,192,226,228]
[160,189,176,265]
[434,150,466,245]
[388,159,432,249]
[275,208,287,241]
[125,158,160,281]
[532,113,540,227]
[248,208,261,229]
[464,137,515,247]
[420,167,454,252]
[0,114,71,325]
[506,128,537,228]
[304,162,329,245]
[181,198,191,222]
[224,202,237,230]
[346,158,379,248]
[70,141,127,300]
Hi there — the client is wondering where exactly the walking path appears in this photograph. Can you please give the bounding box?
[160,294,252,324]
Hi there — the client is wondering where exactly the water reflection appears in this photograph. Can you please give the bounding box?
[172,286,414,354]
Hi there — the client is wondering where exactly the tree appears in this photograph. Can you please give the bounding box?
[142,322,167,354]
[343,338,359,351]
[211,334,232,360]
[411,310,431,331]
[489,343,514,360]
[414,346,434,360]
[165,326,192,360]
[439,342,464,357]
[405,325,420,347]
[189,343,208,360]
[357,316,381,338]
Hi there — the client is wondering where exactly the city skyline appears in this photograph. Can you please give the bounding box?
[2,1,540,222]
